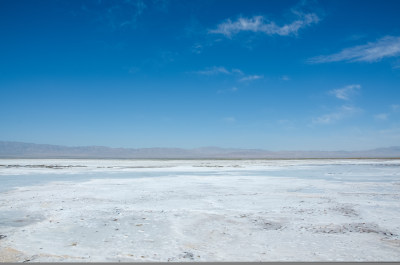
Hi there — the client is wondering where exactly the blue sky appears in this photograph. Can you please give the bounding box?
[1,0,400,150]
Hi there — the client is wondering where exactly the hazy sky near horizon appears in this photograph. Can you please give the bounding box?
[1,0,400,150]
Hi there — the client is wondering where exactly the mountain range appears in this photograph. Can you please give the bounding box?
[0,141,400,159]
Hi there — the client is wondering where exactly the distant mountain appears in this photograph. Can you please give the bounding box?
[0,141,400,159]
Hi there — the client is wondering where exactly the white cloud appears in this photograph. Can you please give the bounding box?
[209,12,319,38]
[240,75,264,82]
[312,105,361,125]
[194,67,262,82]
[231,69,244,75]
[195,66,231,75]
[329,84,361,100]
[309,36,400,63]
[374,113,389,121]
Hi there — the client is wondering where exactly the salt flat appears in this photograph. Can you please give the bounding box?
[0,159,399,262]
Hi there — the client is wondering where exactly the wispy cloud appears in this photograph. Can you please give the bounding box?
[391,104,400,111]
[345,34,368,42]
[82,0,147,30]
[194,66,231,75]
[329,84,361,100]
[372,104,400,121]
[374,113,389,121]
[184,17,224,54]
[277,119,296,130]
[231,69,244,75]
[191,43,204,54]
[280,75,290,81]
[143,50,178,69]
[240,75,264,82]
[223,117,236,123]
[309,36,400,64]
[194,67,262,82]
[312,105,361,125]
[217,87,238,94]
[378,127,400,139]
[209,12,319,38]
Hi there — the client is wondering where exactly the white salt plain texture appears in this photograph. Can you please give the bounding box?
[0,159,399,262]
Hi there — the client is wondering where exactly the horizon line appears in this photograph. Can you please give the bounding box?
[1,140,399,153]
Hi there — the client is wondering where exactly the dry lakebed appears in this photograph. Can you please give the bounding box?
[0,159,399,262]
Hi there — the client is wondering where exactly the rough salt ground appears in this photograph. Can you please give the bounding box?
[0,159,399,261]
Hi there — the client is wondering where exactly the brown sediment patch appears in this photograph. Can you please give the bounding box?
[0,246,27,262]
[0,248,88,262]
[381,238,400,248]
[33,253,87,261]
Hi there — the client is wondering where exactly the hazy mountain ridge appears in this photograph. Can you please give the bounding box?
[0,141,400,159]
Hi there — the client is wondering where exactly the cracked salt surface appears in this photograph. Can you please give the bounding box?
[0,159,399,261]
